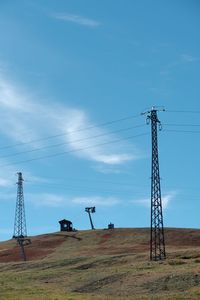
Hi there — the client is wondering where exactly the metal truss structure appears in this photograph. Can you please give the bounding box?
[143,107,166,261]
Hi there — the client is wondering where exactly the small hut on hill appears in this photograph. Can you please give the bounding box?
[59,219,73,232]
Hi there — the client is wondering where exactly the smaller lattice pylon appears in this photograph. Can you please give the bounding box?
[13,172,27,239]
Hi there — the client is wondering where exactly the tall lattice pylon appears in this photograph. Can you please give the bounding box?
[142,107,166,261]
[13,172,27,238]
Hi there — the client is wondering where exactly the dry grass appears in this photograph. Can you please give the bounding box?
[0,228,199,300]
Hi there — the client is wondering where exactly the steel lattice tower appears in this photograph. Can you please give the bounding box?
[143,107,166,261]
[13,172,27,238]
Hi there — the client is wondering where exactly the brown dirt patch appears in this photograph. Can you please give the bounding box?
[165,228,200,247]
[0,234,66,263]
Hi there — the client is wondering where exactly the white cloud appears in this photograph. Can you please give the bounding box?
[160,53,199,76]
[93,164,123,174]
[162,194,173,210]
[23,171,52,185]
[0,72,136,169]
[26,193,120,207]
[27,193,65,207]
[61,109,135,165]
[181,54,199,63]
[94,153,132,164]
[0,158,24,189]
[0,178,12,187]
[52,13,100,27]
[72,196,120,206]
[0,76,47,147]
[131,192,177,210]
[132,198,149,207]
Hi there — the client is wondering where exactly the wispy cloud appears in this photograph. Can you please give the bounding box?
[93,164,124,174]
[0,76,46,147]
[131,192,177,210]
[72,196,121,206]
[24,172,51,185]
[61,109,135,165]
[27,193,66,207]
[25,193,120,207]
[0,177,12,187]
[0,158,24,189]
[181,54,199,63]
[160,53,199,76]
[0,72,135,168]
[52,13,100,28]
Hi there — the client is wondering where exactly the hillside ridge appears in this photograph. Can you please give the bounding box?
[0,227,199,299]
[0,227,199,263]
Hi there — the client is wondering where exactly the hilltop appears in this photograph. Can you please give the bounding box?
[0,228,199,300]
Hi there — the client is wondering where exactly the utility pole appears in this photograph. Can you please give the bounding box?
[142,107,166,261]
[13,172,31,261]
[85,207,95,230]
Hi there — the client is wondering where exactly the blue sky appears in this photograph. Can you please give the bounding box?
[0,0,199,240]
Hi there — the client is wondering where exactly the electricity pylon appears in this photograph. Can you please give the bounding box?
[13,172,27,238]
[85,207,95,230]
[142,107,166,261]
[13,172,31,261]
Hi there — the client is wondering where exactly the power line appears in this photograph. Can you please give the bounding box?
[0,132,148,167]
[25,174,200,190]
[25,176,200,192]
[26,177,149,188]
[27,180,149,194]
[165,110,200,114]
[0,113,141,151]
[163,123,200,127]
[0,124,145,159]
[163,129,200,134]
[36,183,200,195]
[4,175,200,198]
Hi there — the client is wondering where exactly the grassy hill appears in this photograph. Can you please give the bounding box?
[0,228,199,300]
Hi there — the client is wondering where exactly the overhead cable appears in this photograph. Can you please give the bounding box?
[0,113,141,151]
[0,132,148,167]
[0,124,145,159]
